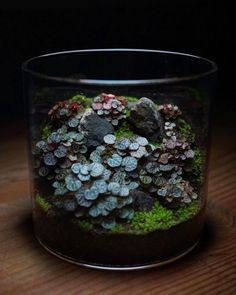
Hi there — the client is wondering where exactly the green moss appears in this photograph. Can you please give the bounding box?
[35,194,52,212]
[72,219,93,231]
[126,96,139,103]
[192,148,205,182]
[178,118,195,142]
[111,223,126,233]
[112,201,201,234]
[69,94,92,107]
[114,121,135,139]
[42,123,53,140]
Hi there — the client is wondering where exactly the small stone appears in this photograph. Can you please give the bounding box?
[128,97,164,141]
[131,190,154,211]
[103,134,116,144]
[80,109,114,147]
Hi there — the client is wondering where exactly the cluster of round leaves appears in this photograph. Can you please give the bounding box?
[159,103,182,119]
[34,94,200,231]
[91,93,128,126]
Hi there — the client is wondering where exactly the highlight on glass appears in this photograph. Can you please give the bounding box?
[22,49,217,270]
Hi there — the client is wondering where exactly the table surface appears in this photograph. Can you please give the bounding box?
[0,120,236,295]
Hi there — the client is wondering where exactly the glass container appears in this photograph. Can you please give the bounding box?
[22,49,217,270]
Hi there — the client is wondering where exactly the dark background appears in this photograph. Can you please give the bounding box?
[0,1,235,119]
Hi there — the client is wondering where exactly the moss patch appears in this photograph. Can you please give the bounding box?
[126,96,139,103]
[71,219,93,231]
[114,121,136,139]
[35,194,52,212]
[42,123,53,140]
[69,94,92,107]
[192,148,205,182]
[178,118,195,142]
[111,201,201,234]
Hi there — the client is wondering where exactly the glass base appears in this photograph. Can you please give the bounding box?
[36,235,199,270]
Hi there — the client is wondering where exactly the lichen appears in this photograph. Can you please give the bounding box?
[35,194,52,212]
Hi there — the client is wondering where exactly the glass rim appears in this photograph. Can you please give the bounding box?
[22,48,218,86]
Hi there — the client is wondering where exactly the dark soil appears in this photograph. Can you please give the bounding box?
[33,206,205,267]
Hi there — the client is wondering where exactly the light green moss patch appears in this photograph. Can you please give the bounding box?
[42,123,53,140]
[35,194,52,212]
[111,201,201,234]
[126,96,139,103]
[114,121,136,139]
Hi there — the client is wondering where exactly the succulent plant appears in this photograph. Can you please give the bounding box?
[91,93,128,126]
[34,92,201,230]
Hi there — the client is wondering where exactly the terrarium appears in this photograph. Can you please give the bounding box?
[22,49,217,269]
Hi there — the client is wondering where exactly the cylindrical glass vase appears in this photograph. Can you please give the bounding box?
[22,49,217,270]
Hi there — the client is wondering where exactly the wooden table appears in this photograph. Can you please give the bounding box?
[0,119,236,295]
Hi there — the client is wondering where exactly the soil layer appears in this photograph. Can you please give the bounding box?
[34,206,205,267]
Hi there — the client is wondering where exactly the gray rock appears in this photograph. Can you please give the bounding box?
[128,97,164,141]
[131,189,154,211]
[80,109,114,147]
